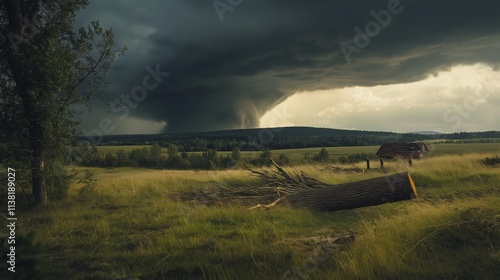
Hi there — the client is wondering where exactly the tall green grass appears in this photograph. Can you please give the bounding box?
[12,153,500,279]
[329,198,499,279]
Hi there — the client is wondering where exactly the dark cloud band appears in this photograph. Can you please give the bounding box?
[77,0,500,133]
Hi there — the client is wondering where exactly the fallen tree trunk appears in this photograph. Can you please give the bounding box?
[286,172,417,211]
[181,159,417,211]
[248,159,417,211]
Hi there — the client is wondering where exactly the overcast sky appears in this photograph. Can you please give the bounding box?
[76,0,500,135]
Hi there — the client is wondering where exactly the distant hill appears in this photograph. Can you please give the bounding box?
[410,131,444,136]
[89,126,398,144]
[191,126,395,137]
[76,127,500,151]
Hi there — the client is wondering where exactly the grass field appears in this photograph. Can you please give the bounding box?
[8,145,500,279]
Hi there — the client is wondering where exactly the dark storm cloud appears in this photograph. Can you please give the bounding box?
[76,0,500,133]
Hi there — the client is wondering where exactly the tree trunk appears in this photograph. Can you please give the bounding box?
[3,0,47,205]
[20,89,48,205]
[29,128,47,205]
[286,172,417,211]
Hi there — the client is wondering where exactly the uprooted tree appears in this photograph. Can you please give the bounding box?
[242,159,417,211]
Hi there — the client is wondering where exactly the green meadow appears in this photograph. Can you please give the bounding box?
[10,143,500,279]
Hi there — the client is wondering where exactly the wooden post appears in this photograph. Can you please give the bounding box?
[380,158,384,168]
[366,159,370,170]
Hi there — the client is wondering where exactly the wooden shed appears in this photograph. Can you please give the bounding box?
[376,143,429,159]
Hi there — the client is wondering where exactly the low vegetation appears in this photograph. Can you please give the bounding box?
[81,144,337,170]
[484,155,500,166]
[82,141,500,171]
[6,151,500,279]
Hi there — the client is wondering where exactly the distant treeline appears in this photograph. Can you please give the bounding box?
[78,127,500,152]
[78,144,366,170]
[75,128,500,170]
[80,144,278,170]
[130,135,416,152]
[433,139,500,144]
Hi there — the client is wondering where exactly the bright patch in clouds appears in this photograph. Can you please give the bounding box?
[261,64,500,133]
[112,118,167,134]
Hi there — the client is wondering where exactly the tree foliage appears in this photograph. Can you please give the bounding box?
[338,152,378,164]
[277,154,291,166]
[0,0,126,204]
[231,147,241,161]
[313,148,329,162]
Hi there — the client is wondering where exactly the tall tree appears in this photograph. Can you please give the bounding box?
[313,148,329,162]
[150,142,162,169]
[0,0,126,205]
[231,147,241,162]
[259,148,272,167]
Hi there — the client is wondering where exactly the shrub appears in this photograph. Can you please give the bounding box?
[231,147,241,161]
[78,170,98,196]
[339,152,377,164]
[483,155,500,166]
[260,148,272,167]
[312,148,329,162]
[0,231,41,279]
[46,163,75,200]
[277,154,291,166]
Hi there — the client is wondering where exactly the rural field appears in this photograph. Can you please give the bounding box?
[8,143,500,279]
[3,1,500,280]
